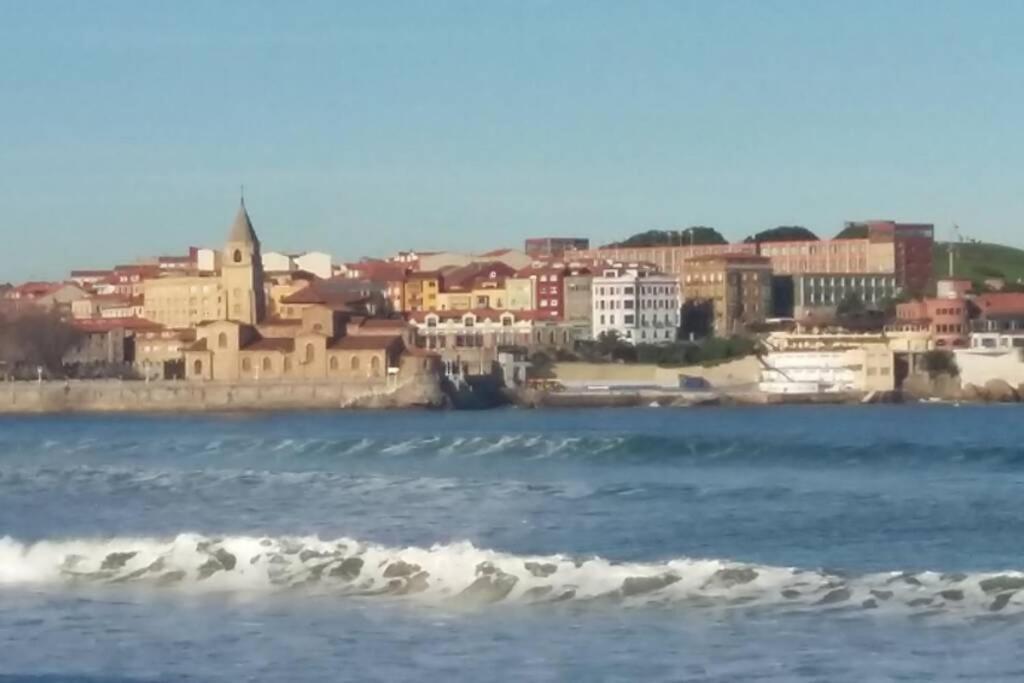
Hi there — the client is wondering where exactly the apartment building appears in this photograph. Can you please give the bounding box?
[683,255,773,336]
[791,273,900,319]
[591,265,680,344]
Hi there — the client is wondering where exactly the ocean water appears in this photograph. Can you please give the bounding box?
[2,405,1024,681]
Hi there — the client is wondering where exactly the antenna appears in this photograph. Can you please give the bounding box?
[240,184,246,208]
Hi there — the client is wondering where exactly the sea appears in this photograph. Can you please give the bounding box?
[2,405,1024,682]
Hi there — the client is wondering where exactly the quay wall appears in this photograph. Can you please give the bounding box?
[0,377,444,414]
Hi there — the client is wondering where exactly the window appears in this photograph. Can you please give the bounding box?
[351,356,361,371]
[284,357,292,372]
[371,356,381,375]
[329,356,339,371]
[262,357,272,372]
[233,250,242,263]
[192,359,202,375]
[218,332,228,349]
[242,357,252,371]
[305,344,315,363]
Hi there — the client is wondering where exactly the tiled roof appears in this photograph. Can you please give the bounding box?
[975,293,1024,316]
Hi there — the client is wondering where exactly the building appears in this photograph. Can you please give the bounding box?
[403,272,443,312]
[970,293,1024,333]
[135,328,196,379]
[895,298,969,348]
[515,264,568,320]
[936,278,972,300]
[221,201,267,325]
[575,243,757,283]
[408,309,580,375]
[954,332,1024,390]
[759,346,895,394]
[261,251,333,279]
[142,275,224,329]
[683,255,772,337]
[182,203,436,384]
[591,265,680,344]
[4,282,89,315]
[524,237,590,260]
[791,273,899,319]
[563,269,594,339]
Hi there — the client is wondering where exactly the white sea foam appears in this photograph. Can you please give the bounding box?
[0,534,1020,616]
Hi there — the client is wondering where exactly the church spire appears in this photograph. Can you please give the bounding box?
[227,196,258,245]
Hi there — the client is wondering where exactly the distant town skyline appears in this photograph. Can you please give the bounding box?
[3,1,1023,281]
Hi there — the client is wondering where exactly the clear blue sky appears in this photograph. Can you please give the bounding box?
[2,1,1022,281]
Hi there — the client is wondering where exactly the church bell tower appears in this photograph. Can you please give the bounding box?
[221,197,266,325]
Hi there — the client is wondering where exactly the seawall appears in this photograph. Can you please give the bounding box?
[0,377,445,414]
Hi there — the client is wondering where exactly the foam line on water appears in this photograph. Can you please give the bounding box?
[1,534,1021,616]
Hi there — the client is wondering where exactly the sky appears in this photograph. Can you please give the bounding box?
[2,1,1023,281]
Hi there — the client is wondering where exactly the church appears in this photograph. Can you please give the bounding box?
[183,202,436,383]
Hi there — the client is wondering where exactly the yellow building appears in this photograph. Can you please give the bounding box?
[403,272,441,312]
[143,275,224,329]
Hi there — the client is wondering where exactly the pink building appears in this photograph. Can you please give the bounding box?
[896,298,968,348]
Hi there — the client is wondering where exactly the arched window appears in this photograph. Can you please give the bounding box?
[262,357,272,372]
[329,356,339,371]
[370,356,381,376]
[350,356,360,371]
[313,323,323,333]
[284,357,292,372]
[242,357,252,372]
[192,359,202,375]
[233,249,242,263]
[217,332,228,349]
[305,343,315,363]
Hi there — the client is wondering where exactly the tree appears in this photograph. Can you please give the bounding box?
[835,224,868,239]
[604,226,728,248]
[922,350,958,378]
[743,226,819,243]
[836,292,866,318]
[0,311,83,376]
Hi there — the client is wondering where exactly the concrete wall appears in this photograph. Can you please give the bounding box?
[954,348,1024,388]
[552,357,760,389]
[0,376,443,414]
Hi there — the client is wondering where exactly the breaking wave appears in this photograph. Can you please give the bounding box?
[3,432,1023,468]
[3,534,1023,617]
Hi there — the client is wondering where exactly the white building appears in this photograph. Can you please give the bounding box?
[953,332,1024,388]
[260,251,334,279]
[759,347,895,394]
[591,265,680,344]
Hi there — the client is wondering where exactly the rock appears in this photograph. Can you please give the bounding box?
[781,589,801,599]
[250,554,261,565]
[383,560,421,579]
[907,597,933,607]
[980,576,1024,594]
[394,571,430,595]
[861,599,878,609]
[329,557,364,581]
[101,552,137,571]
[620,574,681,598]
[960,383,988,403]
[300,550,328,563]
[524,562,558,578]
[816,588,851,605]
[991,592,1015,612]
[886,573,922,587]
[197,559,224,580]
[521,586,553,602]
[703,568,759,589]
[984,379,1019,403]
[212,549,236,571]
[939,589,964,601]
[940,573,967,583]
[455,572,518,605]
[870,589,894,601]
[475,561,497,576]
[157,570,186,585]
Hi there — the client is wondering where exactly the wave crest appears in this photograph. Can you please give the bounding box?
[2,534,1022,616]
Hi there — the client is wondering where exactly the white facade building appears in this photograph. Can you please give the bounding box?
[759,347,895,394]
[953,333,1024,388]
[591,266,680,344]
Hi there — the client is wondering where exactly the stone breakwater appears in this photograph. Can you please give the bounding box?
[0,377,444,413]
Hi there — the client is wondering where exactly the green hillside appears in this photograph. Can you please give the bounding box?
[934,241,1024,284]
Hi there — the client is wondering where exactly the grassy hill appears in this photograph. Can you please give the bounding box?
[934,242,1024,283]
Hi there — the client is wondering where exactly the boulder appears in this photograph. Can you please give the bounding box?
[959,383,987,402]
[984,379,1019,403]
